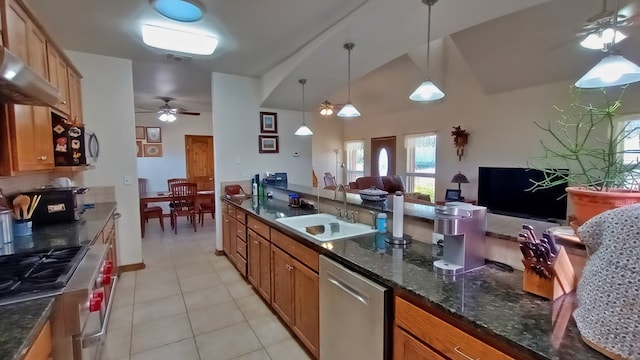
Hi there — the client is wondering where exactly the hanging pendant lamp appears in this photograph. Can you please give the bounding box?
[337,43,361,118]
[295,79,313,136]
[410,0,445,102]
[576,0,640,88]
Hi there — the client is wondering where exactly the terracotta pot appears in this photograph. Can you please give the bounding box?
[566,187,640,225]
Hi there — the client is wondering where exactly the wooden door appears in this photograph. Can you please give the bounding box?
[247,230,260,289]
[27,24,47,78]
[271,246,293,326]
[393,326,446,360]
[258,235,271,302]
[185,135,214,190]
[292,258,319,358]
[371,136,396,176]
[5,0,29,61]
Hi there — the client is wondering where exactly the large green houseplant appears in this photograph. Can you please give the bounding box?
[529,85,640,225]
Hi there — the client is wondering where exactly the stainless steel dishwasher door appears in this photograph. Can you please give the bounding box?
[319,255,390,360]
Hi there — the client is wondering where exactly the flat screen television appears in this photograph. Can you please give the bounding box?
[477,167,567,222]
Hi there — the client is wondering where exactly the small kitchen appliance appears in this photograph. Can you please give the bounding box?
[21,187,88,225]
[433,202,487,277]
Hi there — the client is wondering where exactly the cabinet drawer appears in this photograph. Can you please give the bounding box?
[395,297,514,360]
[228,206,236,217]
[235,254,247,276]
[235,209,246,224]
[247,216,270,240]
[236,223,246,241]
[236,239,247,259]
[24,320,51,360]
[271,229,318,273]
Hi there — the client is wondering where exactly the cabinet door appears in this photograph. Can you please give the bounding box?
[222,214,231,256]
[292,258,319,358]
[27,24,47,77]
[33,105,53,168]
[46,47,70,115]
[257,235,271,302]
[394,326,446,360]
[271,245,293,325]
[68,69,83,124]
[5,0,29,61]
[10,105,52,171]
[247,230,260,289]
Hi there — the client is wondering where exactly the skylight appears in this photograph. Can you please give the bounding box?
[141,24,218,55]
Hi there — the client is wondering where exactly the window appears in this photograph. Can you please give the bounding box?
[345,140,364,183]
[620,116,640,189]
[405,133,437,199]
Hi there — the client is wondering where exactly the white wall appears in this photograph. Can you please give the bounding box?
[311,113,344,185]
[212,73,313,249]
[136,112,213,193]
[67,51,142,267]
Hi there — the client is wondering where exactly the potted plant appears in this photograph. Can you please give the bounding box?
[529,85,640,225]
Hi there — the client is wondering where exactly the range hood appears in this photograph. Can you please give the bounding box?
[0,47,61,107]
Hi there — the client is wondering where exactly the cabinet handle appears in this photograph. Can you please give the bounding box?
[37,156,47,160]
[254,240,258,245]
[113,213,122,219]
[61,100,67,105]
[454,346,478,360]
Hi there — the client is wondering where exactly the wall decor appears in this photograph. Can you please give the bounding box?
[260,112,278,133]
[451,125,469,161]
[146,127,162,143]
[136,141,143,157]
[259,135,279,153]
[135,126,145,140]
[143,143,163,157]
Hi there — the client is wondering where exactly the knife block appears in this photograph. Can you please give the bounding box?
[522,246,576,301]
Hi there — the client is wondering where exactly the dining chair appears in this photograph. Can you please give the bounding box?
[198,195,215,227]
[167,178,187,190]
[138,178,164,233]
[323,172,337,189]
[169,182,200,234]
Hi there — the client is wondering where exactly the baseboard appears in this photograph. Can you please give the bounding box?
[215,250,225,256]
[119,262,146,273]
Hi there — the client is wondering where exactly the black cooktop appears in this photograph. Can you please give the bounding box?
[0,246,87,305]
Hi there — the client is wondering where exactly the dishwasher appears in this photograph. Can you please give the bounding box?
[319,255,391,360]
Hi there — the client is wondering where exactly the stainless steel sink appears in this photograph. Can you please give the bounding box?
[275,213,376,242]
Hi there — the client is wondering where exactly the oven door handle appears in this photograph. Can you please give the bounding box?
[81,276,118,349]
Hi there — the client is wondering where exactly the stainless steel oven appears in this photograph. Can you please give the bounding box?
[51,243,117,360]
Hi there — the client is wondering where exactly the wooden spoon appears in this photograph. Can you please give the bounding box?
[13,195,30,220]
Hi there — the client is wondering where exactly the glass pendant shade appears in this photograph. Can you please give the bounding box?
[409,80,445,101]
[337,102,361,118]
[580,28,627,50]
[158,112,177,122]
[320,108,333,116]
[575,54,640,88]
[295,124,313,136]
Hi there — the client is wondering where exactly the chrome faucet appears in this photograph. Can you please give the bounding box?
[335,184,350,222]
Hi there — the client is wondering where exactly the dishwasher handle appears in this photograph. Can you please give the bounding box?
[328,277,368,305]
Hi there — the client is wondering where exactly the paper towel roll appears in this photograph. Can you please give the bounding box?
[393,192,404,238]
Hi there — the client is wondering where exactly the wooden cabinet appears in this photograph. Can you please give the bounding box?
[394,326,446,360]
[4,0,29,62]
[46,45,70,115]
[24,320,52,360]
[222,213,232,257]
[270,230,319,358]
[67,68,83,124]
[247,228,271,302]
[234,209,247,276]
[394,297,514,360]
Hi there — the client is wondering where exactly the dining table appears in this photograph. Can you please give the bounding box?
[139,190,215,237]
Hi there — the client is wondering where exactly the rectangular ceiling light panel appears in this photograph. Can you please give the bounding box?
[142,24,218,55]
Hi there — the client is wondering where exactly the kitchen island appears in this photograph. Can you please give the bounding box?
[224,195,605,360]
[0,203,117,360]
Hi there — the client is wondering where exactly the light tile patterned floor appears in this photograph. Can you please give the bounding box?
[104,218,312,360]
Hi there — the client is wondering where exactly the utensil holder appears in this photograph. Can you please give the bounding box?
[522,246,576,301]
[12,220,32,237]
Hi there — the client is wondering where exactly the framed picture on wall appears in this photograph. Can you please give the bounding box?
[146,127,162,143]
[135,126,145,140]
[136,141,143,157]
[260,112,278,133]
[143,144,163,157]
[259,135,279,153]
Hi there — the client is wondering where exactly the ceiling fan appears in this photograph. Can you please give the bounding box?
[318,100,347,116]
[135,97,201,122]
[576,0,638,50]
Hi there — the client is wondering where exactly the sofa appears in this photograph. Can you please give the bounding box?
[348,175,433,205]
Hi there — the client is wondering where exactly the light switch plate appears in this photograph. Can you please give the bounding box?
[123,176,132,185]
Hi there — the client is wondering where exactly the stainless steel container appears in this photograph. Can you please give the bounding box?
[0,208,14,244]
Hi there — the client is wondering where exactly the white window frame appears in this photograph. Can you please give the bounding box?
[618,114,640,189]
[344,140,365,183]
[405,132,437,196]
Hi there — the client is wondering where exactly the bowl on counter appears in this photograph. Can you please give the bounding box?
[358,188,388,202]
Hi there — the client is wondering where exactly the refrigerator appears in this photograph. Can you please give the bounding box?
[51,112,86,166]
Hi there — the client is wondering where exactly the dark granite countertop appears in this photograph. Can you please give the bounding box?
[0,203,116,360]
[225,196,605,360]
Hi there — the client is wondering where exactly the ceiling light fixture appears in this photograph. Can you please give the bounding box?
[320,100,334,116]
[580,28,627,50]
[337,43,361,118]
[410,0,445,102]
[295,79,313,136]
[153,0,204,22]
[141,24,218,55]
[576,0,640,88]
[158,110,177,122]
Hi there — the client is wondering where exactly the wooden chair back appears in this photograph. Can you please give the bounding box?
[324,172,337,188]
[138,178,149,194]
[167,178,187,191]
[169,182,198,213]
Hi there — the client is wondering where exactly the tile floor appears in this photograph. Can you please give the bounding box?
[104,217,312,360]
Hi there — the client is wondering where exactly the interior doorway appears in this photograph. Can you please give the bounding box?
[185,135,214,190]
[371,136,396,176]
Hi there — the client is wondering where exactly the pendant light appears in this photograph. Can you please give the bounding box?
[337,43,361,118]
[295,79,313,136]
[409,0,445,102]
[575,0,640,88]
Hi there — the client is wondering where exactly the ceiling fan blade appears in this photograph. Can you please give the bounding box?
[177,111,201,116]
[136,106,157,111]
[135,110,158,114]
